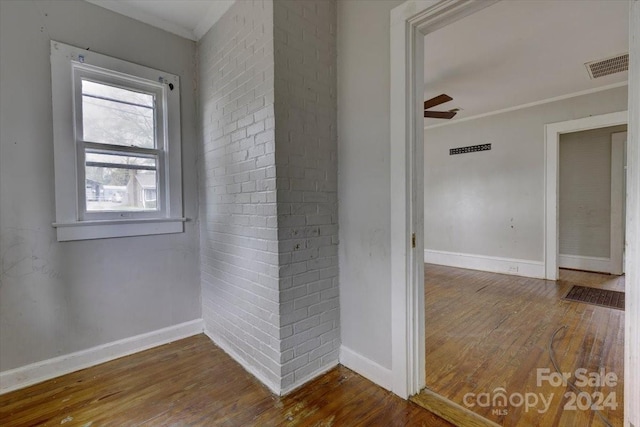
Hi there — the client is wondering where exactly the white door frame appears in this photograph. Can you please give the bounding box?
[389,0,498,399]
[544,111,628,280]
[390,1,640,425]
[611,131,627,275]
[625,2,640,424]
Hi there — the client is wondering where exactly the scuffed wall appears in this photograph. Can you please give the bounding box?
[0,0,201,372]
[336,0,404,370]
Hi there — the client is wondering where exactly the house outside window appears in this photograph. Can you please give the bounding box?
[50,41,184,241]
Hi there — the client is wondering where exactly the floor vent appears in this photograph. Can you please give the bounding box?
[563,285,625,310]
[585,53,629,79]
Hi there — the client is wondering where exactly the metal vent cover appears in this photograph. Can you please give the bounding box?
[585,53,629,79]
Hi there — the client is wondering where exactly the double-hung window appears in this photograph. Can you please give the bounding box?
[50,41,184,241]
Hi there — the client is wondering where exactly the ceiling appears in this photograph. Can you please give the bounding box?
[85,0,628,125]
[84,0,234,41]
[424,0,629,126]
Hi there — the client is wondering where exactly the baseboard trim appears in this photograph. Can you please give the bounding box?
[559,254,611,274]
[0,319,204,395]
[202,329,338,396]
[280,361,339,396]
[203,328,281,395]
[425,249,545,279]
[339,345,392,391]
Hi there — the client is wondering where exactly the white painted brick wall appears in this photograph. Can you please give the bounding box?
[273,0,339,390]
[198,0,281,389]
[198,0,338,393]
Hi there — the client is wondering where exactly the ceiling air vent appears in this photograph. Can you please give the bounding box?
[585,53,629,79]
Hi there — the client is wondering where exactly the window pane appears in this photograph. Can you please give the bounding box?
[82,80,155,149]
[85,165,157,212]
[85,151,156,168]
[83,80,154,107]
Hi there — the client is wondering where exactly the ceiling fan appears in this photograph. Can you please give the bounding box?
[424,94,458,119]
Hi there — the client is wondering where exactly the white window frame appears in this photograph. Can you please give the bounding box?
[74,67,166,220]
[50,41,185,241]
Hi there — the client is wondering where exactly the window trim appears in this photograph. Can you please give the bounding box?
[50,41,184,241]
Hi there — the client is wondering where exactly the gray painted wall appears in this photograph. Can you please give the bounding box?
[337,0,404,370]
[560,125,627,258]
[0,0,201,372]
[424,87,628,262]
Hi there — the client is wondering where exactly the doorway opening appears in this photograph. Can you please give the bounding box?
[546,112,628,280]
[390,1,637,426]
[559,125,627,276]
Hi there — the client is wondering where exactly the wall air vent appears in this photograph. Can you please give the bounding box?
[450,143,491,156]
[585,53,628,79]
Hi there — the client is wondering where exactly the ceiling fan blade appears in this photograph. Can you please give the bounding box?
[424,110,457,119]
[423,94,453,110]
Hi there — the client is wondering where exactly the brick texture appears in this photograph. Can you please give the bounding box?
[273,0,339,390]
[198,0,338,393]
[198,0,280,389]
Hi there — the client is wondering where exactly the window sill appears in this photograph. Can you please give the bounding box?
[52,218,187,241]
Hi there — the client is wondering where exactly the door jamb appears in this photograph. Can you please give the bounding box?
[389,0,498,399]
[611,131,627,276]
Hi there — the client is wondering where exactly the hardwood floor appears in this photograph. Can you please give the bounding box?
[0,334,452,427]
[415,264,624,427]
[0,267,624,426]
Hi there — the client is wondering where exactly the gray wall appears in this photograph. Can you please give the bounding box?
[559,125,627,258]
[337,0,403,370]
[0,0,201,372]
[424,86,628,262]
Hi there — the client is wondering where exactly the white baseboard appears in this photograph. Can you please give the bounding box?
[339,345,392,391]
[280,361,339,396]
[203,329,338,396]
[424,249,545,279]
[559,254,611,274]
[0,319,203,395]
[203,328,281,395]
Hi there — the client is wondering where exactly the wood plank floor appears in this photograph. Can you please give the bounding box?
[0,334,452,427]
[415,264,624,427]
